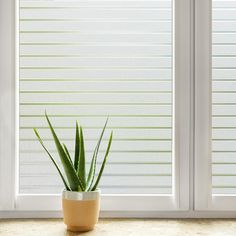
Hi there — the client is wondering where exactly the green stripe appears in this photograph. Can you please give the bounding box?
[213,19,236,21]
[212,138,236,141]
[213,67,236,69]
[213,91,236,93]
[20,126,172,129]
[20,185,172,189]
[20,173,171,177]
[20,91,172,93]
[20,102,172,105]
[20,66,171,70]
[20,55,172,58]
[213,127,236,129]
[20,30,81,33]
[213,103,236,105]
[20,43,171,46]
[20,79,172,82]
[21,161,172,165]
[213,186,236,188]
[20,7,171,9]
[213,115,236,117]
[20,150,172,153]
[20,138,172,141]
[20,31,171,35]
[20,30,171,34]
[213,54,236,56]
[213,162,236,165]
[212,79,236,81]
[20,19,172,22]
[213,31,236,33]
[213,151,236,153]
[213,174,236,176]
[19,114,171,118]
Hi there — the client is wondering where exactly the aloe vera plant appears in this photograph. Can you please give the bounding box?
[34,112,113,192]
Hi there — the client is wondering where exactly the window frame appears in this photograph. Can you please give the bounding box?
[0,0,192,216]
[0,0,17,211]
[194,0,212,211]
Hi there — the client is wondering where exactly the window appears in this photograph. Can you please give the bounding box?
[7,0,236,217]
[0,0,191,215]
[195,0,236,211]
[212,0,236,195]
[19,0,173,195]
[13,0,192,213]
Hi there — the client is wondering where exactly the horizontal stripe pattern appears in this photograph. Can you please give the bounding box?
[212,1,236,194]
[19,0,173,194]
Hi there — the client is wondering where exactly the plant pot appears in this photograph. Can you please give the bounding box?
[62,189,100,232]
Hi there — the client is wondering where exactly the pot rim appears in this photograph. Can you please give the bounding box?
[62,189,100,201]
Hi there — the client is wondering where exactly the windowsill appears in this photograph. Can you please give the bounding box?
[0,219,236,235]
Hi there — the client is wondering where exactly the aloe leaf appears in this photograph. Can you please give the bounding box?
[63,143,73,165]
[45,112,84,191]
[74,121,80,170]
[91,131,113,191]
[86,118,108,191]
[77,126,86,188]
[34,128,70,191]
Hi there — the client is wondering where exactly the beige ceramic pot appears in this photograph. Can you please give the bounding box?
[62,189,100,232]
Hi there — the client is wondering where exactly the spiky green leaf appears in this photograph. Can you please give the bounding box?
[63,143,73,165]
[86,118,108,191]
[91,131,113,191]
[45,112,84,191]
[77,126,86,188]
[74,121,80,170]
[34,128,70,191]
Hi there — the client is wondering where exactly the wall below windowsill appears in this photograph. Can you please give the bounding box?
[0,219,236,236]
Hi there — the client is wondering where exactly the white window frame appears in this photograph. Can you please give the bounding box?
[194,0,212,211]
[0,0,194,217]
[0,0,18,211]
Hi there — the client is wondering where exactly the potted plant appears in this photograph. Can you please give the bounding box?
[34,112,113,232]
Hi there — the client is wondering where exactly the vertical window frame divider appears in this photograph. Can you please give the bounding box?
[174,0,192,211]
[194,0,212,210]
[0,0,17,211]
